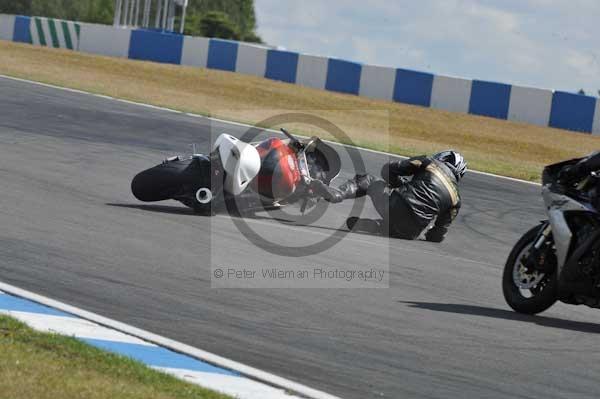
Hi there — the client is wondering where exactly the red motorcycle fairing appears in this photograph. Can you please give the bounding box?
[252,138,301,201]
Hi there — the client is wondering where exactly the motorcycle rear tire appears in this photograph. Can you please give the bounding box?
[131,160,191,202]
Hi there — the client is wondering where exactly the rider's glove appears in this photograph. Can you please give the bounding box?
[308,179,345,203]
[308,179,332,199]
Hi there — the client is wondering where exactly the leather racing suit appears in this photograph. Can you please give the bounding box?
[313,156,462,242]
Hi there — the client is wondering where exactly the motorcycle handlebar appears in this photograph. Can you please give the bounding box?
[280,128,302,148]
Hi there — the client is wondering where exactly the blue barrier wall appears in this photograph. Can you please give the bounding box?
[13,15,31,43]
[549,91,597,133]
[469,80,512,119]
[393,68,434,107]
[207,39,238,72]
[265,50,299,83]
[325,59,362,95]
[128,30,183,64]
[4,14,599,134]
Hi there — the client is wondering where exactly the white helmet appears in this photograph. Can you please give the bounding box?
[213,134,261,195]
[433,150,467,180]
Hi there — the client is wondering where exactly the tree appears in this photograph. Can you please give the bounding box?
[82,0,114,24]
[187,0,262,42]
[0,0,262,43]
[46,0,112,23]
[242,31,262,43]
[199,11,239,40]
[236,0,257,40]
[0,0,32,14]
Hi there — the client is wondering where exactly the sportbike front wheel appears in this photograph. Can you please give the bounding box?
[502,225,557,314]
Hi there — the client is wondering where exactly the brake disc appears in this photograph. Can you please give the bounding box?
[513,247,546,289]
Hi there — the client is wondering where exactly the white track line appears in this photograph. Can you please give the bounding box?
[155,367,302,399]
[0,281,340,399]
[0,310,154,345]
[0,73,541,186]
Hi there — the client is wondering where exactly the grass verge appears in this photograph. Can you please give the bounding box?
[0,315,231,399]
[1,40,599,181]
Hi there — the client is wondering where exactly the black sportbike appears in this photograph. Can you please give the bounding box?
[503,158,600,314]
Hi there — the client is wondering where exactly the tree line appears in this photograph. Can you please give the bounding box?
[0,0,262,42]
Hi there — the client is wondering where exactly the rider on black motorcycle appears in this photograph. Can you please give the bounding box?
[311,151,467,242]
[558,151,600,184]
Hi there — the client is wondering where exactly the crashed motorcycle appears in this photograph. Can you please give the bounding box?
[131,129,341,215]
[503,157,600,314]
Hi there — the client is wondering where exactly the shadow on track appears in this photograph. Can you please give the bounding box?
[108,203,415,242]
[244,213,351,234]
[106,203,199,216]
[401,301,600,335]
[107,203,353,234]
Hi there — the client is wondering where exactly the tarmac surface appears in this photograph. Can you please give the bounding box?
[1,76,599,399]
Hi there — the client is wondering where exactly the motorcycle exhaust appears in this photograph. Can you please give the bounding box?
[196,188,213,204]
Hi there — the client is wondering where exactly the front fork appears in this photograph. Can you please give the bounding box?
[522,222,554,273]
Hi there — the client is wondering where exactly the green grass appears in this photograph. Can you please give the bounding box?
[0,315,232,399]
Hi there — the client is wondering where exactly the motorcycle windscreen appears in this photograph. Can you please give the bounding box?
[305,139,341,185]
[253,138,301,200]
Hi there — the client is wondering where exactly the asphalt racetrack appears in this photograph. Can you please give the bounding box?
[1,76,600,399]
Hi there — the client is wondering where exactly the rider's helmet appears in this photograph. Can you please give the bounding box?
[433,150,467,180]
[213,134,261,195]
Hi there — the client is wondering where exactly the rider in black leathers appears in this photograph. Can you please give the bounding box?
[311,151,467,242]
[559,151,600,183]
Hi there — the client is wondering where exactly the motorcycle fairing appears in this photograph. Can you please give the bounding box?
[542,185,597,278]
[253,138,302,200]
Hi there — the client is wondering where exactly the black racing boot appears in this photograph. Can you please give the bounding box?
[346,217,383,234]
[311,174,377,203]
[332,174,377,201]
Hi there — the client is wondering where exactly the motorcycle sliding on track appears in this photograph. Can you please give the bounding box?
[131,128,341,216]
[503,158,600,314]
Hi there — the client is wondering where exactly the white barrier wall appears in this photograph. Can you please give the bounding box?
[2,14,598,134]
[0,14,15,41]
[508,85,552,126]
[359,64,396,101]
[594,100,600,135]
[296,54,328,90]
[79,23,131,57]
[235,43,267,77]
[430,75,472,113]
[180,36,209,67]
[29,17,80,50]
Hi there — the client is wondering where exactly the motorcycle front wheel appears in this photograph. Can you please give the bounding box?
[502,225,558,314]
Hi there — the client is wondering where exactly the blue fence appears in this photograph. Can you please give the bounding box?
[325,59,362,95]
[2,14,599,134]
[207,39,238,71]
[13,15,31,43]
[265,50,299,83]
[393,69,434,107]
[128,29,183,64]
[469,80,512,120]
[549,91,597,133]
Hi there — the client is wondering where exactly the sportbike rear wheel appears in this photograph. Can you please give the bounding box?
[502,225,557,314]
